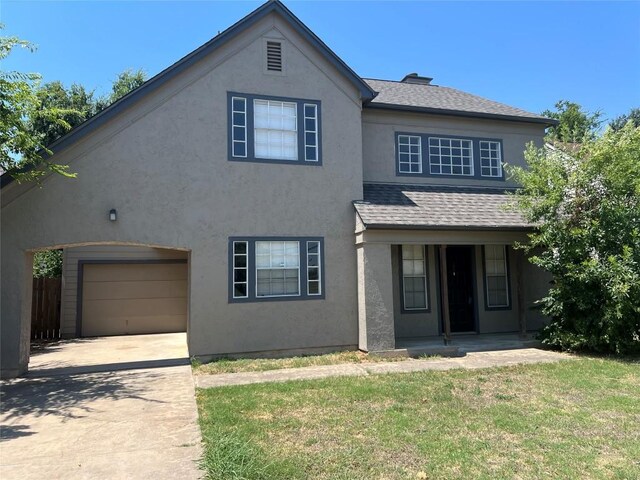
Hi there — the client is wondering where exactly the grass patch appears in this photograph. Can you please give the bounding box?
[193,349,413,375]
[197,357,640,479]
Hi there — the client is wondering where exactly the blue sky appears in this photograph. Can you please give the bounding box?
[3,1,639,123]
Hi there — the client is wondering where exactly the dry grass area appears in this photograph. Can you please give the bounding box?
[192,349,415,375]
[197,356,640,480]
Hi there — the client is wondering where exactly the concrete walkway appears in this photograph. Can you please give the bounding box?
[195,348,570,389]
[0,334,202,480]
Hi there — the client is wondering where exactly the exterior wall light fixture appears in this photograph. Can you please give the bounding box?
[109,209,117,221]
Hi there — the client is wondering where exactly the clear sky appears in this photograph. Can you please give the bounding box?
[2,1,639,123]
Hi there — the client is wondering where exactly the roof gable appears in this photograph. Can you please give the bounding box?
[1,0,375,188]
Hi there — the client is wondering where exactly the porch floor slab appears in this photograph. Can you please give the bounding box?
[393,333,541,357]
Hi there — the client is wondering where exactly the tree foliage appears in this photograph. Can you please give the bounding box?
[509,123,640,354]
[542,100,602,144]
[33,250,63,278]
[106,69,146,105]
[0,29,76,182]
[609,107,640,132]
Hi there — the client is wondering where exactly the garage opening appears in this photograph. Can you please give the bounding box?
[27,244,191,376]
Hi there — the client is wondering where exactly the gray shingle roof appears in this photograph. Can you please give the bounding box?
[354,183,531,230]
[365,78,552,124]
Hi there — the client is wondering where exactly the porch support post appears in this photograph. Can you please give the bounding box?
[356,242,395,352]
[439,245,451,345]
[0,249,33,379]
[516,249,527,338]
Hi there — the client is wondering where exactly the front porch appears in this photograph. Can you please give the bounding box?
[354,184,552,354]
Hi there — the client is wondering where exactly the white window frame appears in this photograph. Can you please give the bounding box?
[480,140,502,178]
[253,99,298,161]
[398,135,422,174]
[428,137,474,176]
[306,241,322,296]
[255,241,301,298]
[484,245,510,308]
[304,104,318,162]
[231,97,247,158]
[232,241,249,299]
[401,245,428,311]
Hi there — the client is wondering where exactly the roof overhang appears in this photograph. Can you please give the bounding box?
[364,102,559,126]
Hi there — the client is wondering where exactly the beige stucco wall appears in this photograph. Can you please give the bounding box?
[1,12,364,376]
[362,109,546,187]
[60,246,188,338]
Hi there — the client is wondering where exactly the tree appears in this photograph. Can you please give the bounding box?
[30,81,98,147]
[542,100,602,144]
[33,250,63,278]
[0,29,76,182]
[96,68,146,110]
[508,123,640,354]
[609,107,640,132]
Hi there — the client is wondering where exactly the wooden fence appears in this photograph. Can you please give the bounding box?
[31,277,62,340]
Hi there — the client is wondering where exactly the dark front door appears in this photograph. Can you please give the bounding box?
[445,246,476,332]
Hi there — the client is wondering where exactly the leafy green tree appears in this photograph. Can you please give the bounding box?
[0,29,76,182]
[33,250,63,278]
[30,81,98,147]
[509,123,640,354]
[96,68,147,110]
[609,107,640,132]
[542,100,602,144]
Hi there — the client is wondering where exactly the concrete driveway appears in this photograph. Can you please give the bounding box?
[0,333,202,480]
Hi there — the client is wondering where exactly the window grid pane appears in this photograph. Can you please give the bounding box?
[307,241,322,295]
[254,99,298,160]
[256,241,300,297]
[485,245,509,307]
[480,141,502,177]
[231,97,247,158]
[428,137,473,176]
[304,104,318,162]
[402,245,428,310]
[398,135,422,173]
[232,241,248,298]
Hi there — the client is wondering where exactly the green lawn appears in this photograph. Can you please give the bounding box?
[196,357,640,479]
[193,350,413,375]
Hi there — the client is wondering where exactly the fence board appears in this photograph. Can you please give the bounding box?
[31,277,62,340]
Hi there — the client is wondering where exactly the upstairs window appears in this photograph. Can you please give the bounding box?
[397,135,422,173]
[480,140,502,177]
[228,93,321,165]
[395,132,504,180]
[429,137,473,176]
[254,99,297,160]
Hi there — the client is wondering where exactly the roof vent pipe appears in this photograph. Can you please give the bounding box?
[401,73,433,85]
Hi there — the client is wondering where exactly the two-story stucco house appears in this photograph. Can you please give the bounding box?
[0,0,556,378]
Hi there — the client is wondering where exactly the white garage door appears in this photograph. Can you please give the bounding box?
[81,263,188,337]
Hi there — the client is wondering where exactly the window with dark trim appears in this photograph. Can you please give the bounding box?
[229,237,325,302]
[395,132,504,180]
[483,245,510,309]
[228,92,321,165]
[401,245,428,311]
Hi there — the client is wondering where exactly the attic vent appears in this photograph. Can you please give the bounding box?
[266,41,283,72]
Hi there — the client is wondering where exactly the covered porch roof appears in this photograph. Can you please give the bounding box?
[354,183,532,231]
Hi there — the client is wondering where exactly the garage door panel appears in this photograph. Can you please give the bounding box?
[83,264,187,282]
[83,280,187,301]
[81,263,188,337]
[84,297,187,318]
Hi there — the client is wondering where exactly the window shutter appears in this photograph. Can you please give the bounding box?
[266,41,283,72]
